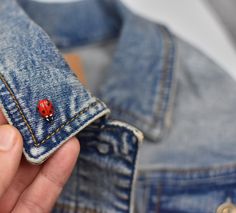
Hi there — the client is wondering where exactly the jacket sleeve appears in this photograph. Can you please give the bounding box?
[0,0,110,164]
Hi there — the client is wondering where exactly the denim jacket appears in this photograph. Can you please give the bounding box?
[1,0,236,213]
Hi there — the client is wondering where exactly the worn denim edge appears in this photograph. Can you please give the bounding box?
[127,124,143,213]
[54,120,143,213]
[104,120,143,213]
[108,120,144,142]
[0,98,110,164]
[27,108,110,164]
[159,35,180,139]
[0,78,110,164]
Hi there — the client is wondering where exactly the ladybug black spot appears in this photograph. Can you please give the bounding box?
[42,110,46,114]
[49,110,52,113]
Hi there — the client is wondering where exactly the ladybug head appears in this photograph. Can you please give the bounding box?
[45,115,54,122]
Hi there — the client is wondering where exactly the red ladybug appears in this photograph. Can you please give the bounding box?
[37,99,54,122]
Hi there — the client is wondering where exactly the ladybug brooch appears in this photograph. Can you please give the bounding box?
[37,99,54,122]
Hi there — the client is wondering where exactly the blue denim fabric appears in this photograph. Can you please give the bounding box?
[98,17,176,142]
[136,166,236,213]
[54,119,142,213]
[19,0,175,142]
[0,0,143,212]
[18,0,122,49]
[134,38,236,212]
[0,0,111,164]
[3,0,236,212]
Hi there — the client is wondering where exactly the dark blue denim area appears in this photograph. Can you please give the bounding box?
[0,0,143,212]
[54,119,142,213]
[0,0,110,164]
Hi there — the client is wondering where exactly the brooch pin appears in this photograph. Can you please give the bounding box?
[37,99,54,122]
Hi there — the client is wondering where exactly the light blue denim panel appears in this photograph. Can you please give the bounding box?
[136,167,236,213]
[139,37,236,169]
[98,12,176,142]
[18,0,122,49]
[135,37,236,211]
[0,0,109,164]
[53,119,143,213]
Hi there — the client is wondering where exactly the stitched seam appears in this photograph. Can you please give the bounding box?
[143,184,149,213]
[156,184,162,213]
[54,203,103,213]
[162,28,176,126]
[155,27,170,120]
[0,74,103,147]
[0,74,38,145]
[155,26,174,128]
[39,101,98,146]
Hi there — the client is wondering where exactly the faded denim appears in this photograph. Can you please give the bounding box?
[2,0,236,212]
[0,0,143,212]
[0,0,113,164]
